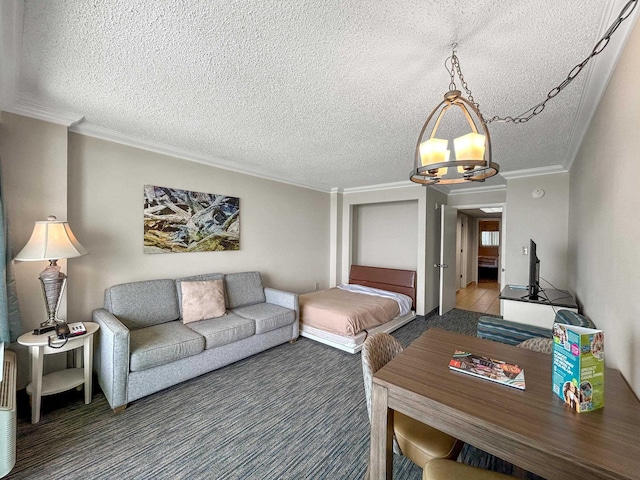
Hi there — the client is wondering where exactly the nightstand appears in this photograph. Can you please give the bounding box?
[18,322,99,424]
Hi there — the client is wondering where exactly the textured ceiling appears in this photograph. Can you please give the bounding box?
[8,0,640,191]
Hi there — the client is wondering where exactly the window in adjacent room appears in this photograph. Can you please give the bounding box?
[481,231,500,247]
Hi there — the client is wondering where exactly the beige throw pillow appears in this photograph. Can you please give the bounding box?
[180,279,226,324]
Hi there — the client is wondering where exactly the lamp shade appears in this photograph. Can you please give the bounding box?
[453,132,486,161]
[15,216,88,261]
[419,138,449,166]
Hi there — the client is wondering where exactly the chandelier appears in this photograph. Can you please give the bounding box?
[410,0,638,186]
[410,49,498,186]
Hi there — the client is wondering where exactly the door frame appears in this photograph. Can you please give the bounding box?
[451,202,506,289]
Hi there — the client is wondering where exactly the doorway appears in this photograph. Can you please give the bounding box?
[452,205,503,315]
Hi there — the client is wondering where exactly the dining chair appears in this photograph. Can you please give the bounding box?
[361,333,463,474]
[422,458,514,479]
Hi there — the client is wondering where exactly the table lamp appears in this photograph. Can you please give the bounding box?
[15,215,88,327]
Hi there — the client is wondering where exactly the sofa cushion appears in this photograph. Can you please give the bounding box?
[225,272,266,309]
[186,312,255,349]
[180,279,226,324]
[232,303,296,334]
[517,336,553,354]
[129,321,205,372]
[105,279,179,330]
[554,310,595,329]
[176,273,225,316]
[477,316,552,346]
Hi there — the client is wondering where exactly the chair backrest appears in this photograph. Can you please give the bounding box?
[361,333,404,420]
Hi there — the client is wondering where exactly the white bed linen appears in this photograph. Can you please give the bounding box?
[337,284,412,316]
[299,311,416,354]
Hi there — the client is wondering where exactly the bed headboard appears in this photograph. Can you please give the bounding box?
[348,265,416,309]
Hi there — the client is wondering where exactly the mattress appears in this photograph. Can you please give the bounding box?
[299,284,416,354]
[299,286,402,337]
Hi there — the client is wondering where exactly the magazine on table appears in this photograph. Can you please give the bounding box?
[449,350,526,390]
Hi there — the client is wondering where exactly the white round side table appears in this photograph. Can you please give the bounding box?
[17,322,99,424]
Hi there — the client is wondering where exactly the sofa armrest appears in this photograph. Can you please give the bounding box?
[264,287,299,338]
[264,287,298,311]
[92,308,130,410]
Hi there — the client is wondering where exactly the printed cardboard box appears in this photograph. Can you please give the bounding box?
[552,322,604,413]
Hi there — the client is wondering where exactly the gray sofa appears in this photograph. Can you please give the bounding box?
[92,271,299,411]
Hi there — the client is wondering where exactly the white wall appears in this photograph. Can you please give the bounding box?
[1,114,331,387]
[66,133,330,322]
[1,113,70,326]
[424,188,448,313]
[329,189,343,287]
[504,174,570,288]
[568,16,640,396]
[352,200,418,271]
[465,215,477,285]
[447,187,506,208]
[337,185,434,314]
[1,112,71,386]
[447,186,506,286]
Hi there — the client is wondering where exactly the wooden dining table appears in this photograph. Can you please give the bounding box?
[369,328,640,479]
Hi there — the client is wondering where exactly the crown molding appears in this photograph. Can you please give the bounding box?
[4,100,84,127]
[1,104,579,195]
[446,183,507,196]
[341,180,423,194]
[69,121,329,193]
[339,179,508,196]
[500,165,568,180]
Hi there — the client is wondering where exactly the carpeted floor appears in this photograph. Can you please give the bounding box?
[8,308,534,480]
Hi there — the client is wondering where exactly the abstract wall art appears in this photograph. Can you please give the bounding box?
[144,185,240,253]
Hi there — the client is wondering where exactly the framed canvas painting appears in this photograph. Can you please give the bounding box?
[144,185,240,253]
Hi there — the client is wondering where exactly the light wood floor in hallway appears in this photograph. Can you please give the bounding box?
[456,281,501,315]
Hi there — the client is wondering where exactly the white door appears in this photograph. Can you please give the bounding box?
[439,205,458,316]
[499,205,507,287]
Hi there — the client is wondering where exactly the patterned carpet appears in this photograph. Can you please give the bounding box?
[8,308,532,480]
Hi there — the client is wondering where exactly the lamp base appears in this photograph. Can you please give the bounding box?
[38,263,67,328]
[40,318,66,328]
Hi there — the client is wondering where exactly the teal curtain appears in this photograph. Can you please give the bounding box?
[0,161,22,344]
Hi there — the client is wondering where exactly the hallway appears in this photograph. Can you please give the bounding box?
[455,281,501,315]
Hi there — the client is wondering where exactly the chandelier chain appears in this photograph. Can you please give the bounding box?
[451,51,480,114]
[484,0,637,124]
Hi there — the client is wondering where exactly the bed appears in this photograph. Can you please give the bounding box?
[478,255,499,280]
[299,265,417,353]
[478,255,499,268]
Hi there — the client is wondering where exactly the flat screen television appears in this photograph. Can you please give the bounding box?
[528,239,540,300]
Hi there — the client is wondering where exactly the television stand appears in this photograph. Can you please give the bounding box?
[499,285,578,328]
